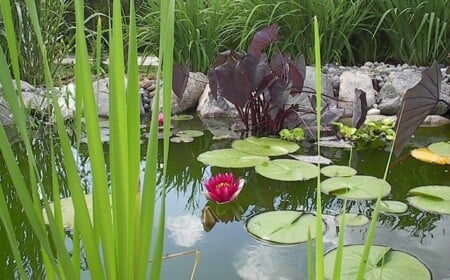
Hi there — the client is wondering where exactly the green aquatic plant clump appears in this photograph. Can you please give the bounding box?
[279,128,305,142]
[333,119,396,149]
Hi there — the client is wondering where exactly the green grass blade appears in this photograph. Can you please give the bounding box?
[307,227,313,280]
[313,15,324,280]
[332,200,347,280]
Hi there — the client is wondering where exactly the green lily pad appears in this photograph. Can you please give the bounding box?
[321,175,391,200]
[176,130,204,138]
[246,211,325,244]
[324,245,431,280]
[255,159,319,181]
[428,141,450,157]
[321,165,357,177]
[379,200,408,214]
[171,114,194,121]
[335,213,369,226]
[197,148,269,168]
[232,136,299,156]
[170,136,193,143]
[407,185,450,215]
[42,194,111,230]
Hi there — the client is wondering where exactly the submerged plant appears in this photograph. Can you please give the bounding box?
[203,173,244,204]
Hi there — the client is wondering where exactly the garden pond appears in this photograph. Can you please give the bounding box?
[0,115,449,279]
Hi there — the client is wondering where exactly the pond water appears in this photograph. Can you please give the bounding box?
[0,117,449,279]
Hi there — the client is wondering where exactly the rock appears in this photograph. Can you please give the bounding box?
[378,70,422,115]
[197,84,238,118]
[0,98,12,126]
[421,115,450,127]
[367,108,380,115]
[287,66,334,112]
[92,78,111,117]
[172,72,208,114]
[338,71,376,117]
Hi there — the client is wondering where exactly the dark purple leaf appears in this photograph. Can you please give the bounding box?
[248,24,279,55]
[239,53,271,90]
[288,61,304,94]
[393,60,442,157]
[214,63,252,109]
[172,64,190,99]
[294,55,306,80]
[352,89,368,129]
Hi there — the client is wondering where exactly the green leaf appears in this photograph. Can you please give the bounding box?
[170,136,194,143]
[255,159,319,181]
[321,175,391,200]
[407,186,450,215]
[335,213,369,226]
[171,114,194,121]
[428,141,450,157]
[321,165,357,177]
[324,245,431,280]
[379,200,408,214]
[232,136,299,156]
[176,130,204,138]
[246,211,325,244]
[197,149,269,168]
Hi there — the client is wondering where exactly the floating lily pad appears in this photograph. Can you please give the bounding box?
[335,213,369,226]
[232,136,299,156]
[197,148,269,168]
[321,175,391,200]
[324,245,431,279]
[42,194,111,230]
[411,147,450,165]
[407,185,450,215]
[255,159,319,181]
[176,130,204,138]
[246,211,325,244]
[379,200,408,214]
[428,141,450,157]
[170,136,193,143]
[171,114,194,121]
[289,154,332,165]
[321,165,357,177]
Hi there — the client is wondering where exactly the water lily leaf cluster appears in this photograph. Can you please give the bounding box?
[324,245,431,279]
[332,119,395,149]
[335,213,369,227]
[411,141,450,165]
[246,211,324,244]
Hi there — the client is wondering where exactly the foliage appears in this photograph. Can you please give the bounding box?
[0,0,174,279]
[208,24,308,135]
[333,119,396,149]
[279,127,305,142]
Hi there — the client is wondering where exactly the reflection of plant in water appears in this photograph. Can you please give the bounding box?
[201,201,244,232]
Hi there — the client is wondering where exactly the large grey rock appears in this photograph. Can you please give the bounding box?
[196,84,238,118]
[287,66,334,112]
[378,70,421,115]
[338,71,376,117]
[0,98,12,126]
[172,72,208,114]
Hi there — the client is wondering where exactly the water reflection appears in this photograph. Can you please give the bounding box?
[166,215,203,247]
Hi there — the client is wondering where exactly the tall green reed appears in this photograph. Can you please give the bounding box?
[0,0,174,279]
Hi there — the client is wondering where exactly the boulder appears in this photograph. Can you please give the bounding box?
[338,71,376,117]
[196,84,238,118]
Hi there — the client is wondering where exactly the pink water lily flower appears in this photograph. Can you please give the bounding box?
[158,112,164,126]
[203,173,244,204]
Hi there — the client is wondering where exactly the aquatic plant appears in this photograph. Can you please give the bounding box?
[203,173,244,204]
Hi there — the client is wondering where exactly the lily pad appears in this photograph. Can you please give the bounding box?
[197,148,269,168]
[232,136,299,156]
[255,159,319,181]
[246,211,325,244]
[289,154,332,165]
[170,136,193,143]
[379,200,408,214]
[321,165,357,177]
[407,185,450,215]
[324,245,431,280]
[335,213,369,226]
[321,175,391,200]
[428,141,450,157]
[411,147,450,165]
[176,130,204,138]
[171,114,194,121]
